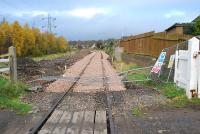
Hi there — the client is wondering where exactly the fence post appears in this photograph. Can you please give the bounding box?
[198,51,200,98]
[9,46,17,83]
[187,37,199,99]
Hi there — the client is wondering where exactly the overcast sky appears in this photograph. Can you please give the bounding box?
[0,0,199,40]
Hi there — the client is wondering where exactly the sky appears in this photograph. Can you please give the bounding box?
[0,0,200,40]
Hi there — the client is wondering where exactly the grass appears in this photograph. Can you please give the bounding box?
[113,61,149,82]
[113,60,200,109]
[157,83,185,99]
[151,82,200,108]
[0,96,32,114]
[127,73,147,81]
[0,77,32,114]
[113,61,138,72]
[32,52,70,62]
[132,107,142,116]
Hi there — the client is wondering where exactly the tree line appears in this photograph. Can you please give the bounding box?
[0,21,68,57]
[193,17,200,36]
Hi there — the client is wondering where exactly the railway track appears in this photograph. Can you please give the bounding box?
[28,52,115,134]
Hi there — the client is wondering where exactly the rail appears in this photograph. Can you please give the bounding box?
[29,53,95,134]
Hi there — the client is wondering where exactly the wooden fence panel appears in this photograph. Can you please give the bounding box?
[120,32,192,57]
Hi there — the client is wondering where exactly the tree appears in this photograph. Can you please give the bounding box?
[96,41,103,49]
[22,24,35,56]
[0,21,12,53]
[11,21,24,56]
[0,21,69,56]
[56,36,68,52]
[192,17,200,36]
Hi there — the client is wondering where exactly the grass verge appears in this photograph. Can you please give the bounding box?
[32,52,71,62]
[114,61,200,109]
[149,82,200,108]
[113,61,149,81]
[0,96,32,114]
[0,77,32,114]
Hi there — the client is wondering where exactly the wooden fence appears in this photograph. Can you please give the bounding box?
[120,31,193,57]
[0,46,17,83]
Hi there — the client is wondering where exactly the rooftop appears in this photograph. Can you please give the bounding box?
[192,15,200,22]
[165,23,193,32]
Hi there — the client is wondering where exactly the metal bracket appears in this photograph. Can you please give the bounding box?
[193,51,199,59]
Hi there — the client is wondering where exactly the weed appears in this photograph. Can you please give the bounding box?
[113,61,138,72]
[190,98,200,105]
[127,73,146,81]
[169,95,189,108]
[0,77,31,114]
[132,107,142,116]
[32,52,70,62]
[0,78,28,98]
[112,60,200,109]
[158,83,185,99]
[0,96,32,114]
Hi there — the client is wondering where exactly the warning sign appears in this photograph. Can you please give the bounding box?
[151,52,166,74]
[168,55,175,68]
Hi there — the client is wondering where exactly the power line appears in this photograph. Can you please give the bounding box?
[41,13,57,34]
[0,15,6,24]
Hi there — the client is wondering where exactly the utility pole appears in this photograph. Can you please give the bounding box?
[41,14,57,34]
[0,15,6,24]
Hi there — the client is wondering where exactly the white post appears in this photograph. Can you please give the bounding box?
[198,52,200,98]
[187,37,199,99]
[174,51,178,83]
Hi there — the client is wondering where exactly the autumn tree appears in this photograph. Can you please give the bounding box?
[0,20,69,56]
[11,21,24,56]
[56,36,68,52]
[0,21,12,54]
[22,24,35,56]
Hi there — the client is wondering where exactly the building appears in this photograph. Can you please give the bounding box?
[165,15,200,35]
[165,23,193,35]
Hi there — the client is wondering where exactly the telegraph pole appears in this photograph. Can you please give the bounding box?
[41,14,57,34]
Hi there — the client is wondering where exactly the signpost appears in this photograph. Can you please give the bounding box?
[151,52,166,74]
[168,55,175,68]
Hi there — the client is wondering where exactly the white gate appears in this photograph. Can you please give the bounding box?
[174,37,200,99]
[174,50,189,89]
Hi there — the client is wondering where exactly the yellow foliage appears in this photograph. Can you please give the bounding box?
[0,20,69,56]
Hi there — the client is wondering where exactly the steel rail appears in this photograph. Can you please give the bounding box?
[28,53,96,134]
[101,53,115,134]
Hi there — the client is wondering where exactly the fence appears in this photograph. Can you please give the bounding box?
[120,31,192,57]
[0,46,17,83]
[150,37,200,99]
[174,37,200,99]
